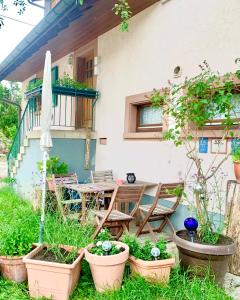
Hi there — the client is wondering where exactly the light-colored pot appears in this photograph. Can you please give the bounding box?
[23,244,83,300]
[129,255,175,283]
[234,162,240,183]
[85,241,129,292]
[0,255,27,283]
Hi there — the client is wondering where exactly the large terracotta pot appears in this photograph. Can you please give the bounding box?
[233,162,240,183]
[0,255,27,283]
[23,244,83,300]
[85,241,129,292]
[173,230,236,285]
[129,255,175,283]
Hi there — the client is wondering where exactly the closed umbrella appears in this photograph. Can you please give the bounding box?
[39,51,53,244]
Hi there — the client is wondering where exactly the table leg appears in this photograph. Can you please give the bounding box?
[81,192,86,222]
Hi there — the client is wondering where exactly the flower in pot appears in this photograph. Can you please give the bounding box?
[231,146,240,183]
[37,156,69,191]
[23,244,84,300]
[149,60,238,285]
[84,229,129,292]
[122,234,174,283]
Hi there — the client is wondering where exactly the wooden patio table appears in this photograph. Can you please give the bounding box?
[63,181,156,222]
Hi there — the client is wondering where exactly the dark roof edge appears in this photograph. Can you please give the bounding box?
[0,0,84,81]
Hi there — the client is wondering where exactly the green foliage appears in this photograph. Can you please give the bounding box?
[90,228,123,256]
[113,0,132,32]
[0,82,20,147]
[149,60,240,244]
[56,74,89,90]
[37,156,69,178]
[122,234,171,261]
[0,187,39,256]
[26,78,43,92]
[231,146,240,162]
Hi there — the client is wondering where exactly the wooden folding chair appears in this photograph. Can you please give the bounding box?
[91,170,114,209]
[92,184,146,240]
[136,182,184,241]
[53,173,82,221]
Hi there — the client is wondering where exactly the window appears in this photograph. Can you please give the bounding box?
[204,93,240,129]
[137,104,163,132]
[124,89,168,139]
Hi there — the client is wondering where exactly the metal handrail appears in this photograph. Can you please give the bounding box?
[7,86,99,175]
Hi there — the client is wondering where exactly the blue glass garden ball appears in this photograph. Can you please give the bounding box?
[151,247,160,258]
[184,217,198,232]
[102,241,112,252]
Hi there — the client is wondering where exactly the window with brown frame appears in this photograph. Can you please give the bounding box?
[203,93,240,130]
[136,103,163,132]
[124,90,168,139]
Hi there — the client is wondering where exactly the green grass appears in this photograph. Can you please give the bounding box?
[0,186,232,300]
[0,263,232,300]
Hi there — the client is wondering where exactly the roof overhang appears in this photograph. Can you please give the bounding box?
[0,0,159,82]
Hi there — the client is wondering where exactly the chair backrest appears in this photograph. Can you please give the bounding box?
[91,170,114,183]
[53,173,78,187]
[107,185,146,215]
[156,182,184,210]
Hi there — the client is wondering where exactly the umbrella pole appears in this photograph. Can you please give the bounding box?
[38,149,49,244]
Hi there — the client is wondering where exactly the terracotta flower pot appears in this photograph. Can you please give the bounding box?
[129,255,175,283]
[173,230,236,285]
[23,244,84,300]
[0,255,27,283]
[233,162,240,183]
[85,241,129,292]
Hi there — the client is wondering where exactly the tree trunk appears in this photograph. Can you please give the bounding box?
[225,180,240,275]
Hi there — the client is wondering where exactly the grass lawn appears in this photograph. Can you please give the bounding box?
[0,187,233,300]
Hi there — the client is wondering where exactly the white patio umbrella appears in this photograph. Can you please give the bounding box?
[39,51,53,244]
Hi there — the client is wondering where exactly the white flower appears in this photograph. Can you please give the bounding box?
[96,241,102,247]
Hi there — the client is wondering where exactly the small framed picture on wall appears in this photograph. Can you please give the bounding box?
[210,138,227,154]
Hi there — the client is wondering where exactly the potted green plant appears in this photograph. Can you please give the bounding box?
[37,156,69,191]
[231,146,240,183]
[23,244,83,300]
[0,201,38,283]
[84,229,129,292]
[122,234,174,283]
[150,60,238,284]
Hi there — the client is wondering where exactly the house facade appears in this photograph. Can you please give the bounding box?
[0,0,239,229]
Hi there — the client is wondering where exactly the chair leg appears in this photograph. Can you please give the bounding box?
[157,218,168,234]
[166,216,175,233]
[115,226,124,240]
[136,210,150,237]
[92,224,103,240]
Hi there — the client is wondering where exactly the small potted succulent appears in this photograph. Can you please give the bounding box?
[23,244,83,300]
[122,234,174,283]
[231,146,240,183]
[85,229,129,292]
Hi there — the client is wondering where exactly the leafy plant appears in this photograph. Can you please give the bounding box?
[122,234,171,261]
[37,156,69,178]
[231,146,240,163]
[26,78,43,92]
[112,0,132,32]
[56,74,89,90]
[149,60,240,244]
[90,228,124,256]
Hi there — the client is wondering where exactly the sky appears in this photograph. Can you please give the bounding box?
[0,1,44,64]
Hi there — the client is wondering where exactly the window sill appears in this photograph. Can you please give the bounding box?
[123,132,163,140]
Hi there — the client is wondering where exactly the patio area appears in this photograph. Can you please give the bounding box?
[0,185,238,300]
